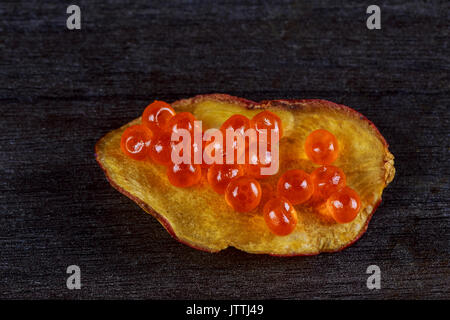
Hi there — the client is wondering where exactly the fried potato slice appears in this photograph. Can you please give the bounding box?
[95,94,395,255]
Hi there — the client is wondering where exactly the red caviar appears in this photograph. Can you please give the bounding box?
[221,114,253,163]
[263,197,298,236]
[123,104,363,231]
[207,163,245,194]
[220,114,252,136]
[120,125,153,161]
[277,169,314,205]
[148,131,175,166]
[246,144,276,179]
[168,112,197,136]
[326,186,361,223]
[311,165,346,199]
[142,101,176,132]
[251,110,283,144]
[304,129,339,165]
[167,163,202,188]
[225,176,261,213]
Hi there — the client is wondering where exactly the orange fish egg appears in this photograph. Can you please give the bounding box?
[263,196,298,236]
[326,186,361,223]
[311,165,346,199]
[142,100,176,132]
[168,112,197,136]
[148,131,175,166]
[304,129,339,165]
[225,176,262,213]
[207,163,245,194]
[221,114,253,163]
[277,169,314,205]
[120,124,153,161]
[245,143,277,179]
[251,110,283,144]
[167,163,202,188]
[220,114,252,136]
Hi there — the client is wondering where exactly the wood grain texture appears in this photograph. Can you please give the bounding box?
[0,0,448,299]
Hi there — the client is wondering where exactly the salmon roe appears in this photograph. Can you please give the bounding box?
[220,114,252,136]
[168,112,197,136]
[207,163,245,194]
[142,101,176,132]
[263,197,298,236]
[304,129,339,165]
[148,131,175,166]
[326,186,361,223]
[121,100,364,232]
[120,124,153,161]
[277,169,314,205]
[221,114,253,163]
[311,165,346,199]
[246,144,276,179]
[225,176,261,213]
[251,110,283,144]
[167,163,202,188]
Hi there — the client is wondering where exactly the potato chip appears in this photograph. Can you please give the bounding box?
[95,94,395,255]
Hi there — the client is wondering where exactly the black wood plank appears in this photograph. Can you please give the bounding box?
[0,0,448,299]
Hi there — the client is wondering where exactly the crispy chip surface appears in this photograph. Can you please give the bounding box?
[95,94,395,255]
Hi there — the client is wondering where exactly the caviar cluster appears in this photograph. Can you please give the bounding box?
[120,100,281,189]
[270,129,362,236]
[121,101,361,236]
[120,101,203,187]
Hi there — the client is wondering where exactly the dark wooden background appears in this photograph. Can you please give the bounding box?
[0,0,448,299]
